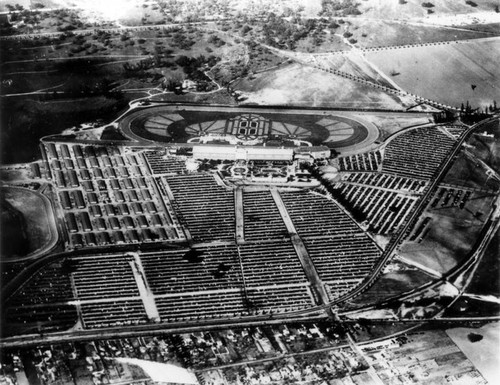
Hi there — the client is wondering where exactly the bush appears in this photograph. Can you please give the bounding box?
[421,2,434,7]
[465,0,477,7]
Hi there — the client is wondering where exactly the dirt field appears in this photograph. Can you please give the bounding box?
[365,37,500,109]
[233,63,412,109]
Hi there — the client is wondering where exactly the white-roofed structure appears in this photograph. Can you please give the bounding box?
[192,145,293,161]
[116,358,199,385]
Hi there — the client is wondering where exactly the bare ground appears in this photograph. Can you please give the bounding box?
[232,63,412,109]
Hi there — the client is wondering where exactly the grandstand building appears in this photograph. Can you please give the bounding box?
[193,145,293,161]
[192,145,331,162]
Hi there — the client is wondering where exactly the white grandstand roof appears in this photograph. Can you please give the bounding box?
[193,145,293,161]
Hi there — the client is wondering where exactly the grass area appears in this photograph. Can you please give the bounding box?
[466,227,500,296]
[444,296,500,317]
[443,150,500,191]
[0,261,29,288]
[0,96,129,164]
[0,25,287,96]
[466,118,500,173]
[1,197,30,258]
[1,187,53,258]
[400,189,496,274]
[347,264,434,307]
[358,0,499,18]
[294,32,350,53]
[345,19,497,48]
[365,38,500,109]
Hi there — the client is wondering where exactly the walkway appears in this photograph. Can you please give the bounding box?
[234,188,245,244]
[128,253,161,323]
[270,189,329,305]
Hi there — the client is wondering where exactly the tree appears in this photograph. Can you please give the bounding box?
[329,21,339,29]
[183,249,204,263]
[241,25,252,35]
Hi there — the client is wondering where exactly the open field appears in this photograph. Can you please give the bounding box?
[358,0,500,19]
[1,187,56,260]
[294,32,351,53]
[365,37,500,109]
[0,96,128,164]
[446,322,500,385]
[340,19,498,49]
[466,118,500,172]
[399,187,496,275]
[467,227,500,296]
[346,264,434,307]
[233,63,412,109]
[443,150,500,191]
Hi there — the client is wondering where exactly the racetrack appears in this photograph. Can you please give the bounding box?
[118,104,380,155]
